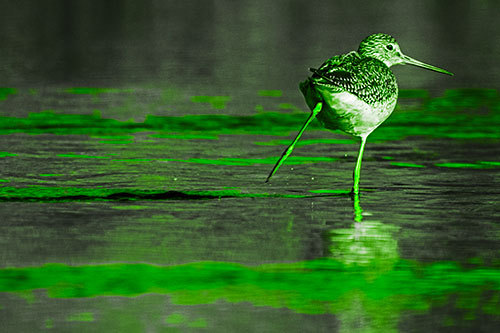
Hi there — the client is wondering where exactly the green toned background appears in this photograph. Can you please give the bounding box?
[0,1,499,332]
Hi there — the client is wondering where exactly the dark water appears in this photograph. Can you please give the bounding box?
[1,1,500,332]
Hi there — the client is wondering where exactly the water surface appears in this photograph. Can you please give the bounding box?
[0,86,499,331]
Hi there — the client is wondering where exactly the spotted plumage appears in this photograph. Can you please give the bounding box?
[309,52,397,106]
[266,33,452,194]
[300,52,399,136]
[299,34,403,136]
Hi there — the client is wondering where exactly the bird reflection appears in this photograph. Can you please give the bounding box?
[327,194,400,270]
[327,194,401,331]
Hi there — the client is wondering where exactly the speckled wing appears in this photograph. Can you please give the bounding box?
[309,51,398,105]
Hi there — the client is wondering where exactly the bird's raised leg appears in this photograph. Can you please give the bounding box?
[265,102,322,182]
[351,135,368,195]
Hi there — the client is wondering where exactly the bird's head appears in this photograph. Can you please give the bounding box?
[358,33,453,75]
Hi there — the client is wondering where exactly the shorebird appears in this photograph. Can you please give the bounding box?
[265,33,452,194]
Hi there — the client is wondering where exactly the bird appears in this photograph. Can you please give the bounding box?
[265,33,452,195]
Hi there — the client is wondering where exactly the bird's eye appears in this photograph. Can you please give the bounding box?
[386,44,393,51]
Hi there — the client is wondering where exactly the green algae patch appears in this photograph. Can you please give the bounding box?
[0,186,318,202]
[111,158,157,163]
[0,110,319,136]
[390,162,426,168]
[0,259,499,318]
[309,189,351,195]
[67,312,94,322]
[191,96,231,109]
[164,313,186,325]
[255,138,355,146]
[278,103,302,112]
[158,156,338,166]
[425,88,498,112]
[57,153,110,159]
[99,140,133,145]
[150,133,219,140]
[109,156,338,166]
[435,162,497,169]
[94,135,134,145]
[0,110,141,136]
[0,88,17,100]
[188,318,208,328]
[45,318,54,329]
[181,189,308,199]
[91,135,134,140]
[111,205,150,210]
[0,152,17,158]
[0,89,498,140]
[144,112,323,135]
[478,161,500,166]
[398,89,429,99]
[259,90,283,97]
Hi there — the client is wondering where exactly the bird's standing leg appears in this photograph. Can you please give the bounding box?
[351,135,368,195]
[265,102,323,182]
[353,191,363,222]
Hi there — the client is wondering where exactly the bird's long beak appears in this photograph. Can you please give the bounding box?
[401,54,453,76]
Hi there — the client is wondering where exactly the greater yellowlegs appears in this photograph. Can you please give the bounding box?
[266,33,452,194]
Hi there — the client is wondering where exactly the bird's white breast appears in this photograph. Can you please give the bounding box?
[316,91,396,137]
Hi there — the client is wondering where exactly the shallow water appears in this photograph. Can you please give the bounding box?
[0,86,499,331]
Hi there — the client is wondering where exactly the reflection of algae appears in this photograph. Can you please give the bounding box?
[165,313,186,324]
[99,140,133,145]
[188,318,208,328]
[0,87,17,100]
[0,110,321,136]
[478,161,500,166]
[66,312,94,322]
[255,138,355,146]
[164,313,207,328]
[55,152,339,166]
[0,89,497,141]
[150,133,219,140]
[278,103,303,112]
[258,90,282,97]
[0,186,326,202]
[390,162,425,168]
[155,156,338,166]
[45,319,54,329]
[425,89,498,112]
[65,88,134,96]
[1,87,499,142]
[191,96,231,109]
[57,153,109,159]
[0,110,135,135]
[0,259,499,318]
[309,189,351,195]
[398,89,429,99]
[436,161,500,169]
[0,152,18,157]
